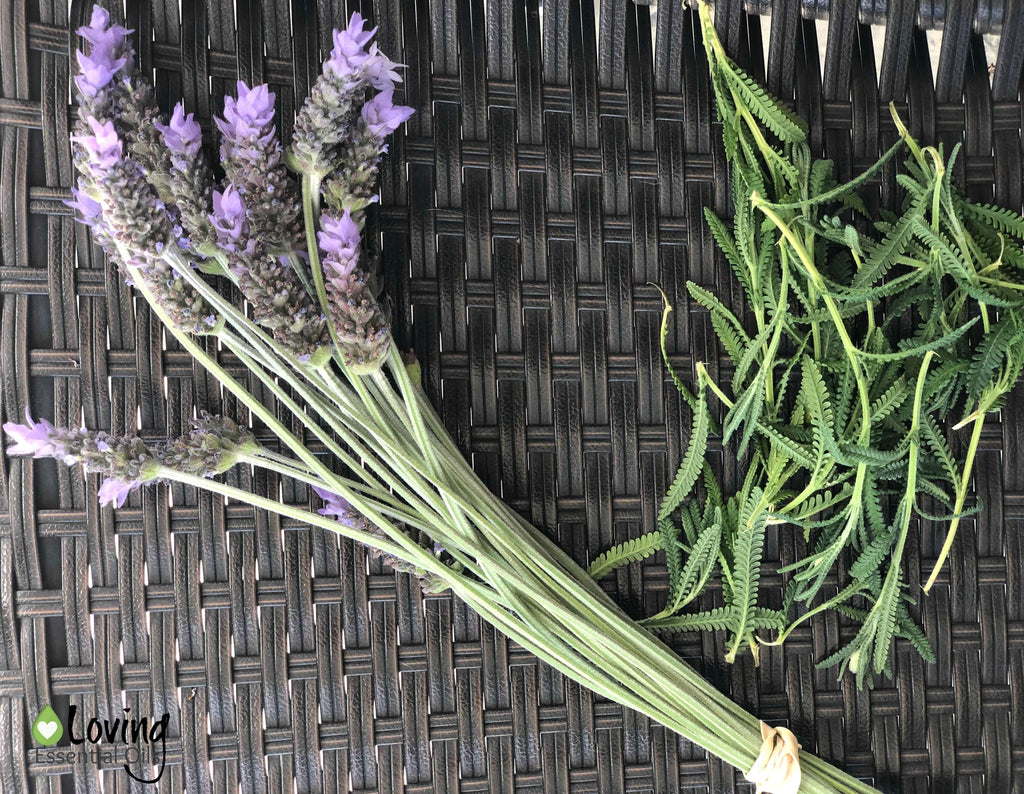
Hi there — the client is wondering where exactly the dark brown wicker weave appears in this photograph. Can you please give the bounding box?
[2,0,1023,791]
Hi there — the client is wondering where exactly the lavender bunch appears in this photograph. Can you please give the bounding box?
[22,7,886,792]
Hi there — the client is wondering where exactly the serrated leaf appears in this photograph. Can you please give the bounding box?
[723,65,807,143]
[963,200,1024,240]
[967,314,1023,398]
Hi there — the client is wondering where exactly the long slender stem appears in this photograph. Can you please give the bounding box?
[923,411,985,592]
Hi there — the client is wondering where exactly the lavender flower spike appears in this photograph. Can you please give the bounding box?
[290,12,406,177]
[156,102,217,253]
[215,80,299,250]
[317,210,391,371]
[73,117,171,257]
[322,91,414,219]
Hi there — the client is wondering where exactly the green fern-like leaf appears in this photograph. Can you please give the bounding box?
[659,516,684,595]
[728,488,769,654]
[669,518,722,612]
[722,65,807,143]
[855,193,929,287]
[588,532,662,579]
[963,200,1024,240]
[967,314,1023,398]
[642,606,736,633]
[659,380,711,520]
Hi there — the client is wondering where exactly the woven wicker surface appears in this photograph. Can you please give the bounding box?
[2,0,1024,791]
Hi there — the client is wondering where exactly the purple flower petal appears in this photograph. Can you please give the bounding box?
[77,6,132,60]
[98,477,141,508]
[325,12,377,77]
[210,183,248,243]
[74,49,127,99]
[72,116,123,171]
[3,409,59,457]
[361,45,405,91]
[65,186,104,227]
[156,102,203,158]
[360,90,414,140]
[215,81,276,160]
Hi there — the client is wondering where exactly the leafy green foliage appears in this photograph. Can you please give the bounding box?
[595,4,1024,683]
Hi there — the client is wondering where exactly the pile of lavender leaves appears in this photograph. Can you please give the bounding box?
[3,8,885,793]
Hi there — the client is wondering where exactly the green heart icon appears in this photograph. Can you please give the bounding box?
[32,705,63,746]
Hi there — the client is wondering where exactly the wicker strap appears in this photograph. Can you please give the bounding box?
[746,722,803,794]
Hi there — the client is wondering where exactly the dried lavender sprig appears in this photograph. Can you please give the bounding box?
[3,411,257,507]
[317,210,390,370]
[289,12,404,178]
[216,81,300,251]
[3,410,158,507]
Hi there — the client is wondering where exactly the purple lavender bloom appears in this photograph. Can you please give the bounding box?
[3,410,60,458]
[73,116,123,171]
[77,6,132,60]
[210,184,248,244]
[325,13,377,78]
[216,81,276,162]
[155,103,203,158]
[98,477,142,508]
[360,90,414,141]
[362,45,405,91]
[74,49,127,99]
[318,210,360,268]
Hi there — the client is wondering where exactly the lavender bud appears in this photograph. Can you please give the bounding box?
[317,210,390,371]
[215,81,300,250]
